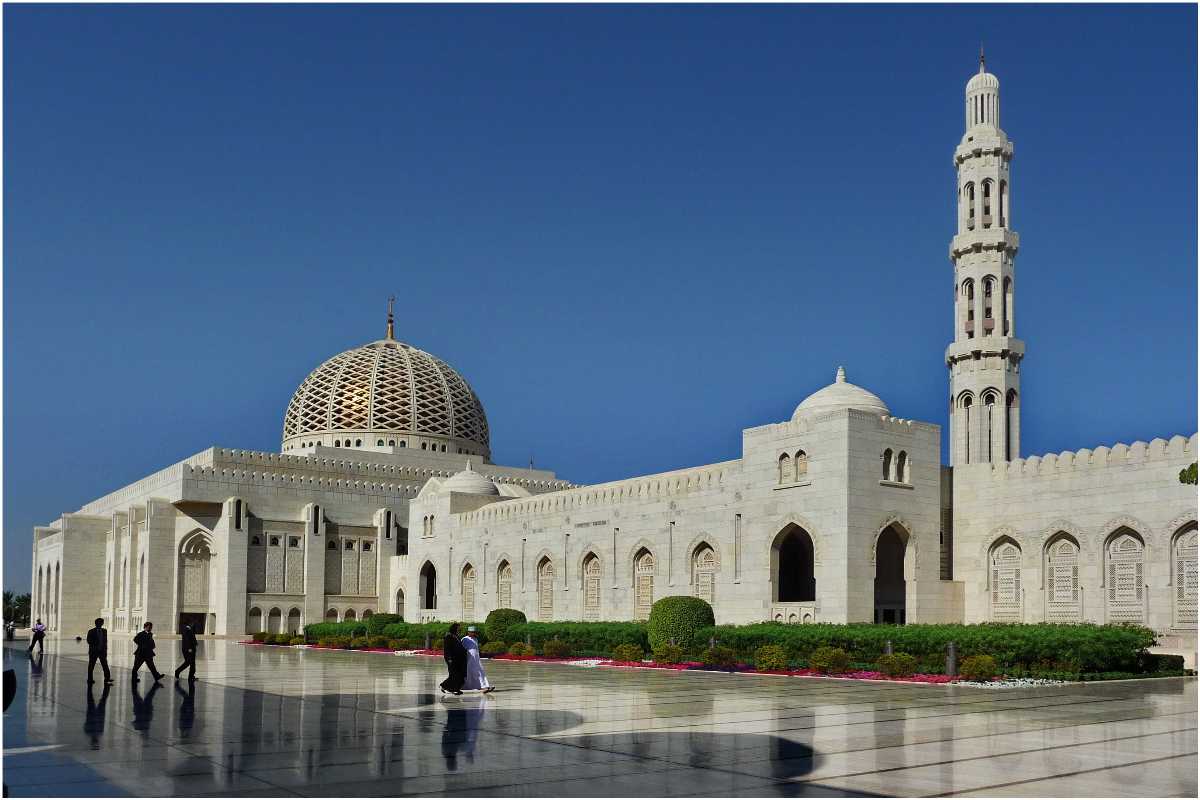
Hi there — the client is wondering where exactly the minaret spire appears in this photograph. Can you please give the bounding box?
[979,43,985,72]
[385,295,395,340]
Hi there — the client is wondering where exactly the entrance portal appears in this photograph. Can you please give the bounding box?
[873,524,908,624]
[178,612,206,634]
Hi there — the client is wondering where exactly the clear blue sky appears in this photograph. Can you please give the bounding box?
[4,5,1196,592]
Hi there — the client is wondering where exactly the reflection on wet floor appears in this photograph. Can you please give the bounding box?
[2,640,1196,797]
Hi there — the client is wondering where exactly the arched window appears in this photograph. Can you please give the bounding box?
[1173,523,1197,628]
[693,544,717,605]
[267,607,283,633]
[989,538,1023,621]
[325,608,338,622]
[1002,277,1013,336]
[395,588,405,619]
[179,533,212,611]
[343,609,356,621]
[999,180,1008,227]
[247,607,263,632]
[1044,534,1081,622]
[983,277,995,332]
[582,553,602,620]
[461,564,476,620]
[962,279,975,338]
[497,561,512,608]
[287,608,302,634]
[420,562,437,611]
[794,450,808,478]
[895,451,907,483]
[633,549,655,620]
[965,182,976,229]
[355,439,362,447]
[1005,390,1017,460]
[960,394,974,463]
[983,392,997,462]
[982,180,992,228]
[1106,528,1146,625]
[882,449,893,480]
[327,540,337,550]
[537,557,555,621]
[778,453,792,484]
[362,609,373,618]
[334,440,341,447]
[377,440,384,446]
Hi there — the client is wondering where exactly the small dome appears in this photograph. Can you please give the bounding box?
[792,367,890,420]
[442,461,499,495]
[966,70,999,92]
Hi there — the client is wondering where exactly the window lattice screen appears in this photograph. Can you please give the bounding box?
[282,341,489,448]
[1106,532,1145,625]
[1045,538,1080,623]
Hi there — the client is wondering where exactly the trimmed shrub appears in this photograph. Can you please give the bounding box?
[506,622,647,657]
[485,609,527,645]
[959,655,998,681]
[304,621,368,641]
[700,646,738,669]
[612,643,645,662]
[319,636,352,649]
[652,643,685,665]
[754,645,790,672]
[368,635,390,649]
[366,613,403,633]
[647,596,715,652]
[542,639,571,658]
[274,633,294,645]
[251,631,269,642]
[508,642,534,656]
[289,636,305,645]
[387,639,405,650]
[480,641,508,656]
[349,637,369,650]
[809,646,850,674]
[877,652,918,678]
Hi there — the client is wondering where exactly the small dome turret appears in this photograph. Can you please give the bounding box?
[792,367,890,420]
[442,461,499,495]
[965,48,1000,130]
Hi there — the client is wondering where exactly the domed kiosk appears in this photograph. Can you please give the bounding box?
[792,367,889,420]
[282,310,490,458]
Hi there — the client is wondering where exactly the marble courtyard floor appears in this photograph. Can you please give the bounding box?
[2,640,1195,797]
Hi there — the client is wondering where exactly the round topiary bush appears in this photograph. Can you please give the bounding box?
[647,596,715,652]
[612,643,645,663]
[652,643,685,665]
[480,641,508,657]
[542,639,571,658]
[365,613,402,633]
[701,646,738,669]
[808,646,850,674]
[507,642,534,657]
[877,652,918,678]
[754,645,790,672]
[959,655,998,682]
[486,609,527,645]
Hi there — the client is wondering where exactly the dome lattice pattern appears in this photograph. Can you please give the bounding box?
[282,340,489,451]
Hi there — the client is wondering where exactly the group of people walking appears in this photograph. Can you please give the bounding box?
[440,623,493,695]
[74,619,198,684]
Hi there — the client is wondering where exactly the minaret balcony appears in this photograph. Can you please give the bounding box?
[945,337,1025,365]
[983,318,995,332]
[950,229,1019,259]
[954,137,1012,165]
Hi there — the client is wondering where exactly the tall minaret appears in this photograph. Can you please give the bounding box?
[947,51,1025,466]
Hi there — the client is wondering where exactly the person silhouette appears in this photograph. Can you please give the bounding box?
[27,619,46,654]
[174,623,197,682]
[83,683,110,748]
[86,618,113,685]
[131,622,164,683]
[175,679,195,735]
[131,680,160,735]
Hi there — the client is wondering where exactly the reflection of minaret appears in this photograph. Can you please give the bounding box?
[947,51,1025,465]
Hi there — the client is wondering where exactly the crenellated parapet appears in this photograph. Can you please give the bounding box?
[969,433,1197,480]
[458,460,738,523]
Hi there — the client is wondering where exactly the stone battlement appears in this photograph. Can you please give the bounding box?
[969,433,1196,480]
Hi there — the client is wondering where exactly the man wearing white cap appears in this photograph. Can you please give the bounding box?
[461,626,493,693]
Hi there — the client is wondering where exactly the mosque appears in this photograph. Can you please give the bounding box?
[29,59,1198,655]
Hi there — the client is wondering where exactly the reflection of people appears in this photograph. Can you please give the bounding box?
[131,680,160,734]
[175,679,195,734]
[132,622,165,683]
[439,623,467,695]
[29,651,43,678]
[461,627,493,693]
[86,618,113,684]
[83,683,110,747]
[27,619,46,653]
[174,623,197,682]
[441,693,486,770]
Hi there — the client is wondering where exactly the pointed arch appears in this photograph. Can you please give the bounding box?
[1171,521,1197,628]
[778,452,792,485]
[419,560,438,611]
[988,535,1023,622]
[495,559,513,609]
[691,541,718,606]
[461,563,477,620]
[536,556,555,621]
[1104,526,1146,625]
[633,548,655,620]
[1043,531,1081,622]
[581,552,602,620]
[771,524,815,603]
[874,522,912,624]
[794,450,808,478]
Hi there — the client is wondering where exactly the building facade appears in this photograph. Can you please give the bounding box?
[30,60,1198,654]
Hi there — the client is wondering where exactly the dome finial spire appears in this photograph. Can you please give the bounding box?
[979,43,986,73]
[385,295,395,340]
[836,366,846,383]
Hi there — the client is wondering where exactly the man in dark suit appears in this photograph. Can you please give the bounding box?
[131,621,164,683]
[174,623,197,682]
[86,618,113,685]
[439,623,467,695]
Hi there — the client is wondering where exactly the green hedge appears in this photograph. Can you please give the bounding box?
[304,620,485,647]
[505,622,647,657]
[366,613,403,633]
[696,622,1158,674]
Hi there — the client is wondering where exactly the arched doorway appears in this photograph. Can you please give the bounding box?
[343,608,356,621]
[537,557,555,621]
[461,564,476,620]
[419,562,437,612]
[178,532,213,633]
[325,608,338,622]
[633,549,654,620]
[874,525,908,624]
[772,526,815,603]
[497,561,512,608]
[395,588,405,619]
[582,553,602,620]
[247,607,262,633]
[267,608,282,633]
[287,608,302,634]
[1173,522,1197,628]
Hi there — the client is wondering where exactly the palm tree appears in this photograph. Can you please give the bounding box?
[4,592,31,625]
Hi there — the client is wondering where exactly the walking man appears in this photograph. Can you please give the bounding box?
[86,618,113,684]
[439,623,467,695]
[131,622,164,683]
[27,619,46,654]
[174,623,197,682]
